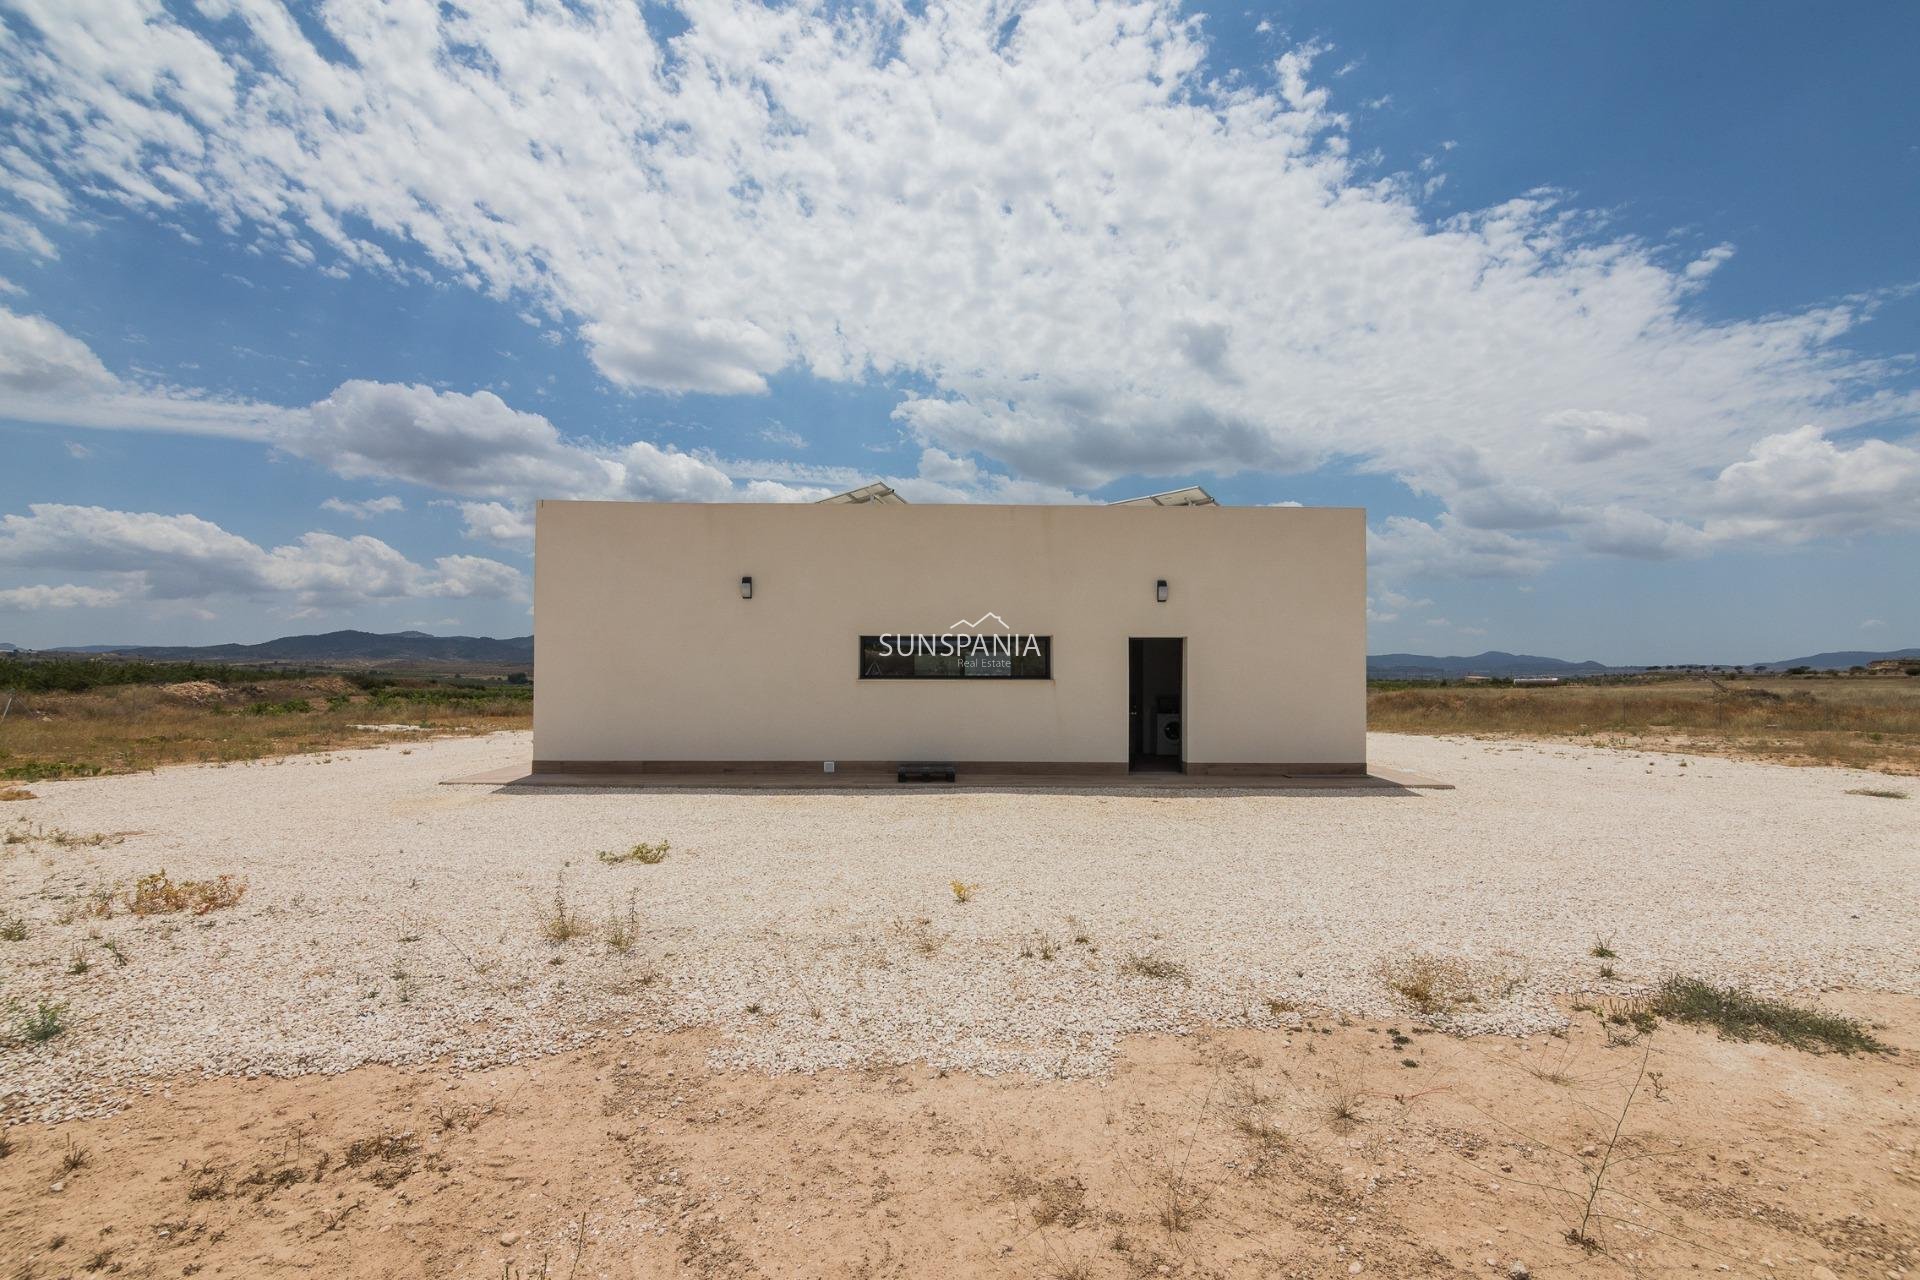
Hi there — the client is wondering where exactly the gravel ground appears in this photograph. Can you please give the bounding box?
[2,730,1915,1120]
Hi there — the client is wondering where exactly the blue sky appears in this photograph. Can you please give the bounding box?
[1,0,1915,663]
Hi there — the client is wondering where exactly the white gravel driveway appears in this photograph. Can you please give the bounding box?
[2,731,1914,1119]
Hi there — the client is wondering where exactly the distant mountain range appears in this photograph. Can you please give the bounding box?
[37,629,534,665]
[1750,648,1920,671]
[1366,651,1623,679]
[2,631,1910,675]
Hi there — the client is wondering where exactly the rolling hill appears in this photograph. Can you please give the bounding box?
[47,629,534,665]
[1365,651,1624,679]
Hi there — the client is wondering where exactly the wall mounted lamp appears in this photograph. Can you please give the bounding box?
[1155,579,1169,603]
[740,575,754,600]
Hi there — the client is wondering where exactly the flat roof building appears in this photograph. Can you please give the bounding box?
[532,489,1365,778]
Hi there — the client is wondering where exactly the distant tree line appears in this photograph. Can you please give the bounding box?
[0,656,317,693]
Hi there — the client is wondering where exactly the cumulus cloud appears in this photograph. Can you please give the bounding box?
[454,501,537,545]
[1,0,1916,579]
[0,505,526,607]
[0,306,111,393]
[0,583,125,609]
[320,495,404,520]
[1702,426,1920,543]
[1369,515,1556,580]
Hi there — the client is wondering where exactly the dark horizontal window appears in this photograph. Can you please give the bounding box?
[860,634,1052,680]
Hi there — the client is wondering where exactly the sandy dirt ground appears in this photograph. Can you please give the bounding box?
[2,994,1915,1279]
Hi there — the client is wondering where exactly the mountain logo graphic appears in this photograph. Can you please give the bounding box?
[948,611,1012,632]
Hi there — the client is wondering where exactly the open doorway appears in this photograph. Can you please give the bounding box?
[1128,637,1184,773]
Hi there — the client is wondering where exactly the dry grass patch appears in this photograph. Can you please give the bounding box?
[598,839,670,865]
[0,786,33,801]
[0,679,530,779]
[1375,948,1528,1016]
[1121,951,1190,982]
[1845,787,1908,799]
[123,870,247,916]
[1369,675,1920,773]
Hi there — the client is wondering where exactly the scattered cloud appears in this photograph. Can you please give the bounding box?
[0,504,526,608]
[0,582,126,610]
[454,501,536,545]
[1861,618,1886,630]
[0,306,111,394]
[1369,515,1556,580]
[759,424,807,449]
[320,495,404,520]
[65,441,92,459]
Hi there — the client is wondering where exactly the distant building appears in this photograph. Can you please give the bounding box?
[1461,674,1492,684]
[1512,676,1561,686]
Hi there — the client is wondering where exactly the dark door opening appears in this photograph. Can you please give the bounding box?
[1128,637,1184,773]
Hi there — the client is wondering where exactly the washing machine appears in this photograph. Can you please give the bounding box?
[1153,712,1182,756]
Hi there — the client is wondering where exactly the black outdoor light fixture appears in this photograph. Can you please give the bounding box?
[739,575,754,600]
[1155,579,1169,603]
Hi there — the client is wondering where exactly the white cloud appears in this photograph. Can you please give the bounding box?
[320,495,404,520]
[65,441,92,459]
[1581,506,1709,560]
[1702,426,1920,543]
[454,501,536,545]
[0,1,1916,575]
[0,583,126,609]
[297,382,621,500]
[759,424,807,449]
[1861,618,1886,630]
[0,504,526,607]
[1546,410,1654,463]
[1369,515,1555,580]
[0,306,111,393]
[1366,585,1431,623]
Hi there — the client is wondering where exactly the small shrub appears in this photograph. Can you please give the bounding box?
[15,998,68,1043]
[599,840,670,865]
[1845,787,1908,799]
[604,891,641,953]
[244,698,313,716]
[1121,952,1189,982]
[1651,976,1887,1054]
[124,870,247,916]
[67,947,90,975]
[1322,1086,1365,1129]
[0,916,25,942]
[536,869,590,943]
[949,880,977,904]
[59,1137,90,1173]
[1589,934,1618,959]
[1597,963,1616,980]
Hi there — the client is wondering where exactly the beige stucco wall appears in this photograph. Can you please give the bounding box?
[532,501,1365,769]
